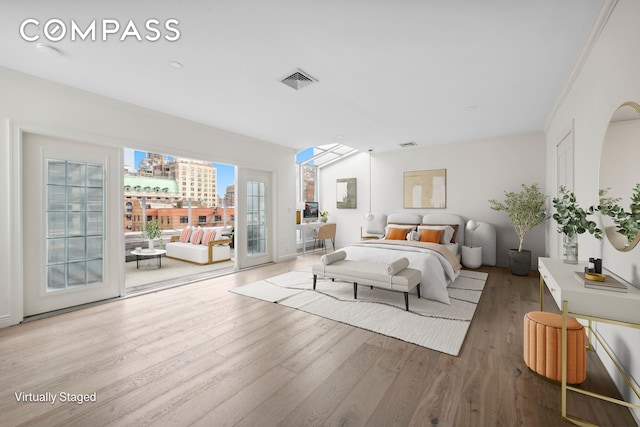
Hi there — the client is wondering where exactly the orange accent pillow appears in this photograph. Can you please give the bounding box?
[387,228,410,240]
[420,229,442,243]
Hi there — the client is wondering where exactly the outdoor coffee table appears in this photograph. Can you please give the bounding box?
[131,249,167,270]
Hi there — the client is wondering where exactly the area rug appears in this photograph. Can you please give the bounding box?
[230,269,488,356]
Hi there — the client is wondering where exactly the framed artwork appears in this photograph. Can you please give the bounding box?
[403,169,446,208]
[336,178,357,208]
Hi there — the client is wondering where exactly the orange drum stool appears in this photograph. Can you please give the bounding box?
[523,311,586,384]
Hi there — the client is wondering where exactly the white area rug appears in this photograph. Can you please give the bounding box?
[230,269,488,356]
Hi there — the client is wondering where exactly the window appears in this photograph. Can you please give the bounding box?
[198,216,206,224]
[126,215,131,220]
[295,143,357,203]
[214,215,222,222]
[246,180,266,256]
[46,160,104,290]
[301,164,317,203]
[125,202,133,213]
[180,216,188,224]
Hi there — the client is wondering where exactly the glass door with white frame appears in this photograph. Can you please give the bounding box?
[237,168,272,268]
[23,133,122,317]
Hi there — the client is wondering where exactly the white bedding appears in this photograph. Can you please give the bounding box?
[343,241,460,304]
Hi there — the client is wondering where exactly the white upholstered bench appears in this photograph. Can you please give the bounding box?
[312,251,421,311]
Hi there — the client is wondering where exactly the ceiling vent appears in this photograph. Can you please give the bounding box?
[281,69,318,90]
[398,141,417,148]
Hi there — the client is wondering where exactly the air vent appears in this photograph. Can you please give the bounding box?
[281,69,317,90]
[398,141,417,148]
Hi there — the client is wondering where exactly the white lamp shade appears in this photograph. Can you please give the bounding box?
[466,219,479,231]
[365,212,374,221]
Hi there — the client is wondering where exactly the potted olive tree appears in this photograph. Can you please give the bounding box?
[552,186,601,264]
[489,183,549,275]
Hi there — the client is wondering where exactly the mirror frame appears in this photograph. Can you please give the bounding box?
[599,101,640,252]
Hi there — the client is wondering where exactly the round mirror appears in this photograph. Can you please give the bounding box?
[599,101,640,251]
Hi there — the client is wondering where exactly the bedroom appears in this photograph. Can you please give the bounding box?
[1,0,639,425]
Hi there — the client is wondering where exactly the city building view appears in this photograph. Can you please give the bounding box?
[124,151,235,233]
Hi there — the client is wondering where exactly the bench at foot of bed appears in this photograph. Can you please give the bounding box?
[311,250,421,311]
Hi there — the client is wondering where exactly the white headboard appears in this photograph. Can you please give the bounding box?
[421,213,466,246]
[386,213,423,225]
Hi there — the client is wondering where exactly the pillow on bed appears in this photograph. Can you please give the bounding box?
[417,225,455,244]
[384,224,416,239]
[386,227,411,240]
[419,229,442,243]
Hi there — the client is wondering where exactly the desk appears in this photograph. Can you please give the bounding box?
[538,257,640,426]
[296,222,322,255]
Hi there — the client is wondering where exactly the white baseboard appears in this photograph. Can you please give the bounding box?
[0,314,18,329]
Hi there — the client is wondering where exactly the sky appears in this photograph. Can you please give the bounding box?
[125,149,235,198]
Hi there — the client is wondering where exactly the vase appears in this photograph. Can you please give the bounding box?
[148,238,155,250]
[562,234,578,264]
[320,216,328,223]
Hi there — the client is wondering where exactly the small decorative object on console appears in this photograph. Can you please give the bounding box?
[573,271,628,292]
[584,272,605,282]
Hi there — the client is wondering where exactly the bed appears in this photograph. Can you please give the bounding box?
[342,213,466,304]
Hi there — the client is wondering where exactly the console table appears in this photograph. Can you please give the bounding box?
[538,257,640,426]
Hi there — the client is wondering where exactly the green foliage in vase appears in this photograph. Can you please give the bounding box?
[552,186,601,239]
[144,219,163,240]
[489,183,549,252]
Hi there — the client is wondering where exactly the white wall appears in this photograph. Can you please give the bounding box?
[320,132,547,268]
[0,66,297,327]
[545,0,640,419]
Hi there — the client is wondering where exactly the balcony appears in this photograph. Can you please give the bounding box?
[124,229,235,294]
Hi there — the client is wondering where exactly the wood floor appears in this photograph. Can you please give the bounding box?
[1,255,637,427]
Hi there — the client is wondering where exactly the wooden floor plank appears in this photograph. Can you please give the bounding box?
[235,328,373,427]
[278,341,388,427]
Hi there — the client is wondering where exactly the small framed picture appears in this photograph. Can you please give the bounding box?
[336,178,357,208]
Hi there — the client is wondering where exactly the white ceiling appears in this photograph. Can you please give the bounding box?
[0,0,603,153]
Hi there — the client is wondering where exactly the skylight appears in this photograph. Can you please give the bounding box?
[296,143,358,168]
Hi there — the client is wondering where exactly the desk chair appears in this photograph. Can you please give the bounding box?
[313,223,336,253]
